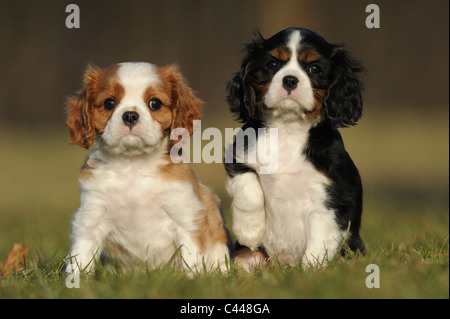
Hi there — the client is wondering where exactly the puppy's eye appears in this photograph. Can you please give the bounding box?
[149,98,162,111]
[267,60,280,70]
[308,64,322,75]
[104,99,116,110]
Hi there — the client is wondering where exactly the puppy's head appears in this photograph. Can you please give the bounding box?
[227,27,364,127]
[66,62,201,155]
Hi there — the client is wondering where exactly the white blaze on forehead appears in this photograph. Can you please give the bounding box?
[117,62,161,94]
[286,29,301,59]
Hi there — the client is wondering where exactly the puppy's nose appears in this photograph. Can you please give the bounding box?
[122,111,139,127]
[282,75,299,93]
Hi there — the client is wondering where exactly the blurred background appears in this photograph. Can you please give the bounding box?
[0,0,448,258]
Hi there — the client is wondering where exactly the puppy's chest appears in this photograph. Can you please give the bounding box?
[81,160,188,261]
[257,125,331,211]
[101,165,161,204]
[82,159,170,214]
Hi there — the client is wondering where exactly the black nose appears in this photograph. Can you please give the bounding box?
[122,111,139,127]
[282,75,299,92]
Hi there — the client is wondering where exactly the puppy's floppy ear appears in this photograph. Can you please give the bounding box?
[226,31,265,123]
[226,62,247,122]
[324,46,365,127]
[65,64,101,149]
[164,65,202,141]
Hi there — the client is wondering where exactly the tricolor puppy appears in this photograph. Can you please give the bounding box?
[65,62,231,274]
[225,28,365,269]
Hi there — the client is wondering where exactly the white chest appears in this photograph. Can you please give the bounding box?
[250,122,332,256]
[259,132,330,208]
[251,122,330,207]
[79,157,200,264]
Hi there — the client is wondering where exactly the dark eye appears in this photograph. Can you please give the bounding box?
[104,99,116,110]
[308,64,322,75]
[267,60,280,70]
[149,98,162,111]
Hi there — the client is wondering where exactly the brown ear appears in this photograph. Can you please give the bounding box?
[65,65,100,149]
[163,65,202,142]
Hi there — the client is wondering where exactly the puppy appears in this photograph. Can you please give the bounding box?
[225,28,365,269]
[65,62,231,274]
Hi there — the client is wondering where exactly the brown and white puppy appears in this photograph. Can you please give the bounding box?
[65,62,231,274]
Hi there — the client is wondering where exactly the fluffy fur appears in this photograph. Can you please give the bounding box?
[225,28,365,269]
[65,62,231,274]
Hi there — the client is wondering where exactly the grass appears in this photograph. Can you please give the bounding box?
[0,108,448,299]
[1,227,448,299]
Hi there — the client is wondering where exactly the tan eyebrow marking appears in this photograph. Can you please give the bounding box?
[298,50,320,63]
[269,48,291,61]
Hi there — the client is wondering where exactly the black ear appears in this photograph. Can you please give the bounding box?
[226,32,265,123]
[324,46,365,127]
[226,61,248,123]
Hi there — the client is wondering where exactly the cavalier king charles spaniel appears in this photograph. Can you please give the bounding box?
[65,62,231,274]
[225,27,365,269]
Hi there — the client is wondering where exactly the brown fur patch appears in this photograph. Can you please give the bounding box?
[65,90,92,149]
[269,48,291,61]
[298,50,320,64]
[91,71,124,135]
[306,88,326,120]
[194,184,228,251]
[156,65,202,143]
[79,156,103,181]
[159,158,199,186]
[143,82,173,134]
[65,64,123,149]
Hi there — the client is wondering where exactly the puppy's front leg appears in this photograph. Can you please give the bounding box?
[67,235,101,274]
[176,231,203,275]
[66,200,108,273]
[302,211,344,268]
[226,172,266,250]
